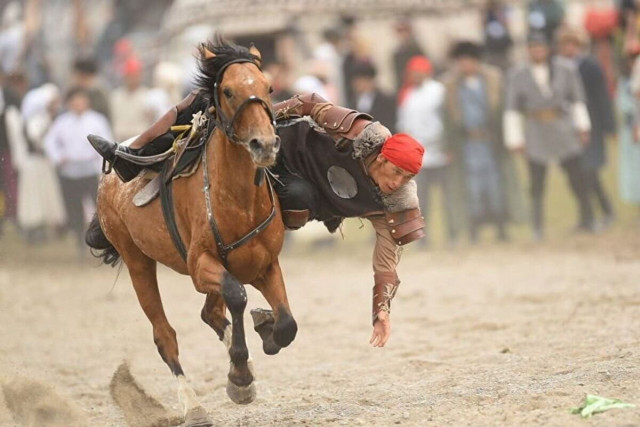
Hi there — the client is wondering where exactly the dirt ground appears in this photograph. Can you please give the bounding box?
[1,230,639,426]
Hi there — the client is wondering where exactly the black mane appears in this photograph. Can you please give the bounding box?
[194,34,260,95]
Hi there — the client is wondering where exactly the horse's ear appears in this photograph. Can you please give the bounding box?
[200,43,216,60]
[249,43,262,64]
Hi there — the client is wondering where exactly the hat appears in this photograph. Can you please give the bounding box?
[405,55,432,74]
[381,133,424,174]
[450,41,483,59]
[352,61,377,78]
[122,57,142,76]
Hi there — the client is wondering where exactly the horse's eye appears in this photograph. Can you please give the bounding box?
[223,88,232,98]
[269,87,274,94]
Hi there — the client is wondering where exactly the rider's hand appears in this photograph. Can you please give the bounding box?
[369,310,391,347]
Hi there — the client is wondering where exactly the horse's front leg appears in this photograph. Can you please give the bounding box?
[192,253,255,405]
[251,259,298,355]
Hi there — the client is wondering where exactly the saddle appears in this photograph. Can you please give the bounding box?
[132,112,210,207]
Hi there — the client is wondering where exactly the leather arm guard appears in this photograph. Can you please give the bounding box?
[372,271,400,324]
[385,208,426,246]
[274,93,373,142]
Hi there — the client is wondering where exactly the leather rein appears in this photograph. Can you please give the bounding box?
[201,58,278,268]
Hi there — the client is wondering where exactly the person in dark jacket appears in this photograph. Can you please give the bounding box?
[392,19,426,92]
[350,61,397,133]
[558,28,616,227]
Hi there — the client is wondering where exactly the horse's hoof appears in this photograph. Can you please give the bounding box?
[226,380,256,405]
[185,406,213,427]
[262,335,281,355]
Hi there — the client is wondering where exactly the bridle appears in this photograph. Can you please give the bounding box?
[209,58,276,143]
[202,57,278,268]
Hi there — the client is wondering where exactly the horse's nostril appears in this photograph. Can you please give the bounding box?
[249,139,261,153]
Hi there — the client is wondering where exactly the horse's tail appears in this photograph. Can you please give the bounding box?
[85,214,121,267]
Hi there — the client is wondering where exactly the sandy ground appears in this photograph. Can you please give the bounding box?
[1,231,639,426]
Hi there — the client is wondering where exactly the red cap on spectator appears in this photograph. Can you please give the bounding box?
[405,55,432,74]
[381,133,424,174]
[122,57,142,76]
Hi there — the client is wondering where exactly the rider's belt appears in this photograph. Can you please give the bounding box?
[130,90,199,148]
[385,208,426,246]
[282,209,310,230]
[372,271,400,324]
[526,108,561,122]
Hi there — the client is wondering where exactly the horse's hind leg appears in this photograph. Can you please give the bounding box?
[193,253,255,404]
[122,247,211,426]
[251,260,298,355]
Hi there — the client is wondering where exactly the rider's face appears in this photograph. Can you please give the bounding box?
[369,154,414,194]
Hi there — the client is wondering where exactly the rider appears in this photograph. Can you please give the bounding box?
[88,91,426,348]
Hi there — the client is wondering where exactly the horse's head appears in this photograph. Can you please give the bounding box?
[196,37,280,167]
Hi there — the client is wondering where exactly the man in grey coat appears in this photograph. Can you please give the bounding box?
[503,32,593,240]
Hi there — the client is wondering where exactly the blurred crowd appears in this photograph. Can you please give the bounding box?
[1,0,640,257]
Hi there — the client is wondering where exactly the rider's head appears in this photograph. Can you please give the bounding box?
[368,133,423,194]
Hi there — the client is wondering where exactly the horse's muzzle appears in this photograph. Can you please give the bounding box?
[249,135,280,167]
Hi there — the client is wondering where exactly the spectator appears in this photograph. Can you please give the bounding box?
[14,83,65,242]
[44,87,110,255]
[0,69,20,234]
[293,60,335,101]
[145,61,183,122]
[0,2,24,75]
[111,56,150,142]
[504,33,593,240]
[72,55,111,123]
[527,0,565,47]
[314,28,346,105]
[264,61,294,103]
[341,19,372,107]
[350,61,396,133]
[620,49,640,216]
[397,56,456,247]
[558,28,616,229]
[392,19,425,92]
[482,0,513,70]
[442,41,522,243]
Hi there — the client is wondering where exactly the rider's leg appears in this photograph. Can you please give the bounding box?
[88,90,206,182]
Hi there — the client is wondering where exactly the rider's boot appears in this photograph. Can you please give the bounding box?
[87,134,142,182]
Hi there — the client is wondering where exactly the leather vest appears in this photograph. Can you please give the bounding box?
[276,119,384,222]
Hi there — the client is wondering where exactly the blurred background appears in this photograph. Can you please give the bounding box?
[0,0,639,263]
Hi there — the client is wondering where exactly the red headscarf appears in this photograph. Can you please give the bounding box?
[381,133,424,174]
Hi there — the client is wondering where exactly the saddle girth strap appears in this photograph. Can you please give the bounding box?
[160,160,188,262]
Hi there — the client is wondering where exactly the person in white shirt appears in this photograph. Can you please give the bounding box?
[397,55,457,246]
[503,32,593,239]
[44,87,112,252]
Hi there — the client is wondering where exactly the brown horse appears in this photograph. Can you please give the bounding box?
[86,38,297,426]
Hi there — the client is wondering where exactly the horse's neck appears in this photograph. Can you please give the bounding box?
[209,133,262,212]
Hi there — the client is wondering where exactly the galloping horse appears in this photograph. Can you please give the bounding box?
[86,38,297,426]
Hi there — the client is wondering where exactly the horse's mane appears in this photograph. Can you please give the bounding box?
[194,34,260,95]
